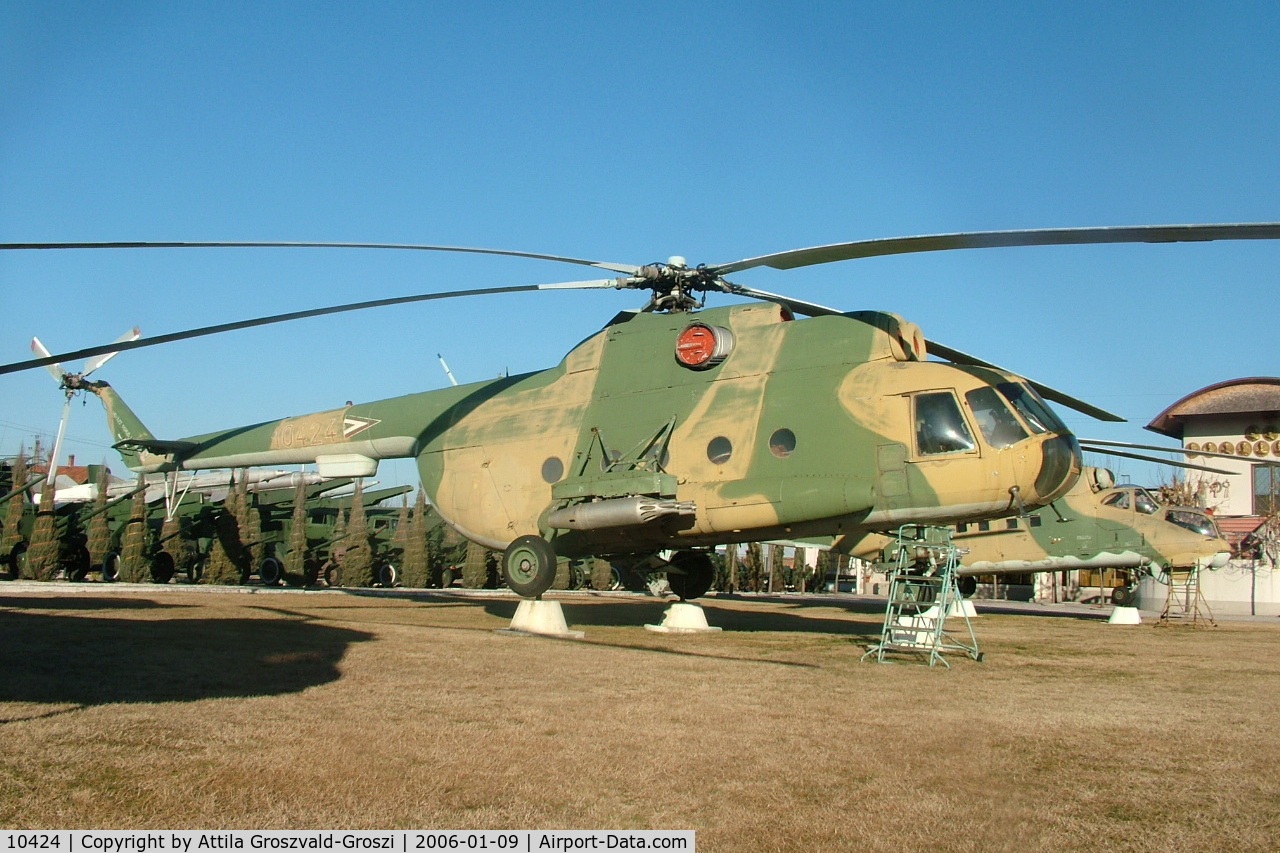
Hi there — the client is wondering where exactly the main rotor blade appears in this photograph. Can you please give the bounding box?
[1080,446,1236,476]
[1080,437,1280,463]
[724,284,844,317]
[925,339,1125,422]
[0,240,643,276]
[82,326,142,376]
[0,278,620,376]
[711,223,1280,275]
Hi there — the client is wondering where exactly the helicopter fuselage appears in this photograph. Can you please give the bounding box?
[97,302,1082,561]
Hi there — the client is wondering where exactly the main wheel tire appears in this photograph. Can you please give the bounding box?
[667,550,715,601]
[957,576,977,598]
[1111,585,1135,607]
[258,556,283,586]
[150,551,176,584]
[376,563,398,587]
[7,543,27,579]
[502,535,557,598]
[67,546,91,582]
[102,552,121,582]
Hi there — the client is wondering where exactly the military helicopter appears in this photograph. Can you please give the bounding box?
[847,465,1233,606]
[5,223,1279,600]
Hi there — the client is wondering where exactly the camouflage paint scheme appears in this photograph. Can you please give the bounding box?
[85,303,1083,566]
[844,466,1231,576]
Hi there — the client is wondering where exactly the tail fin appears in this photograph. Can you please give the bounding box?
[82,380,161,472]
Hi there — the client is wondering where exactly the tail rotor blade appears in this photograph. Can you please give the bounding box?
[30,337,65,382]
[83,326,142,376]
[45,395,73,488]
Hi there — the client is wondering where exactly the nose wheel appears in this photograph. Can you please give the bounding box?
[502,535,557,598]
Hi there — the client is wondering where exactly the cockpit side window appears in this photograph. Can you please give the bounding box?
[1102,491,1130,510]
[914,391,976,456]
[998,383,1068,434]
[965,386,1029,449]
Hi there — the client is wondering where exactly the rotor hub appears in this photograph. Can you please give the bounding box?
[626,262,728,313]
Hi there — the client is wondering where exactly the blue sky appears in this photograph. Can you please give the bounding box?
[2,1,1278,489]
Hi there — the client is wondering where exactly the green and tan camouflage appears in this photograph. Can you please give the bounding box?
[83,302,1084,598]
[844,466,1231,592]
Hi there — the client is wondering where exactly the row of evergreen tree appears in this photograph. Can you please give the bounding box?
[4,449,839,593]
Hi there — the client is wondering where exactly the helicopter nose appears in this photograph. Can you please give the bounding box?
[1033,434,1082,504]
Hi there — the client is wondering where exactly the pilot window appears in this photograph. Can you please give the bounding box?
[913,391,976,456]
[965,386,1029,448]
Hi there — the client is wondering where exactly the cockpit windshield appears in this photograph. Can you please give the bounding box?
[965,386,1029,449]
[998,383,1068,435]
[1101,487,1160,514]
[1134,488,1158,515]
[1166,509,1220,537]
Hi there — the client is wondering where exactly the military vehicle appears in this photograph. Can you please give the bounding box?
[6,223,1280,600]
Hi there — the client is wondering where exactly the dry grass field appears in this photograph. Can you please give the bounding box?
[2,585,1278,852]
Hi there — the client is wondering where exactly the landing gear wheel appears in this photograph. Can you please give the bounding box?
[67,546,91,582]
[7,543,27,579]
[666,550,715,601]
[258,556,283,586]
[957,576,977,598]
[102,552,121,582]
[502,535,557,598]
[150,551,176,584]
[1111,585,1135,607]
[376,563,398,587]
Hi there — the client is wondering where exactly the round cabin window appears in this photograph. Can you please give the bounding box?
[707,436,733,465]
[541,457,564,483]
[769,428,796,458]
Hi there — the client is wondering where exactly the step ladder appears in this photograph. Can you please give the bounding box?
[1158,566,1216,627]
[862,524,982,668]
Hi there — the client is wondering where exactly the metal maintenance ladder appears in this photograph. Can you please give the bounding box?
[862,524,983,668]
[1158,566,1216,627]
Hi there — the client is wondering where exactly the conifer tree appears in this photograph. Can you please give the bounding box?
[461,539,489,588]
[341,481,374,587]
[86,467,111,568]
[203,487,246,585]
[815,549,834,593]
[744,542,764,592]
[231,476,255,579]
[767,544,784,592]
[590,558,614,590]
[27,479,59,580]
[159,512,193,579]
[2,451,29,566]
[284,480,308,580]
[117,479,150,583]
[399,489,430,588]
[326,507,348,586]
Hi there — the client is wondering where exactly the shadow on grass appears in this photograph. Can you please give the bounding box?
[476,597,886,636]
[0,595,188,612]
[0,606,372,714]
